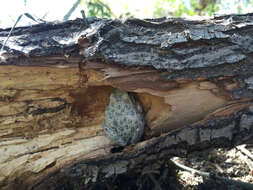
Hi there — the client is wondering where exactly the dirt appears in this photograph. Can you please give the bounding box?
[87,140,253,190]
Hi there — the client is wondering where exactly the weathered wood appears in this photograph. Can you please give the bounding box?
[0,13,253,190]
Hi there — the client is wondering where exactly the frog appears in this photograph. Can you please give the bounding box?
[102,89,145,146]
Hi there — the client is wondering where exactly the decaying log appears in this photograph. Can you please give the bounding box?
[0,13,253,190]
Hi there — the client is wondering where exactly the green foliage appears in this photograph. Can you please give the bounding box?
[190,0,220,16]
[86,0,114,18]
[243,0,253,7]
[80,0,252,19]
[237,0,250,14]
[118,12,134,19]
[153,0,220,17]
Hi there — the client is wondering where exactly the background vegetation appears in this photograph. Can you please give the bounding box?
[83,0,253,18]
[0,0,253,28]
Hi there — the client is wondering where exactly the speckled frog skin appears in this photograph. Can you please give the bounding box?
[102,89,145,146]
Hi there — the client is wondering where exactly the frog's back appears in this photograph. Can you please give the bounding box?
[103,89,145,146]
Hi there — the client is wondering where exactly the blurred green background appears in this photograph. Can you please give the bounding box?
[0,0,253,28]
[85,0,253,18]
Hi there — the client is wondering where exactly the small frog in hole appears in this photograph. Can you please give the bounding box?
[102,89,145,146]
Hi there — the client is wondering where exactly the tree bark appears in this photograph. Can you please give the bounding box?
[0,13,253,190]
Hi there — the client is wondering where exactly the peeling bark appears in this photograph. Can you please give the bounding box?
[0,13,253,190]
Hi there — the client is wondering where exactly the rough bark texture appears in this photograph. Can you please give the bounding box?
[0,13,253,190]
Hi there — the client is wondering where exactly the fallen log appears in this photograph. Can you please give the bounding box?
[0,13,253,190]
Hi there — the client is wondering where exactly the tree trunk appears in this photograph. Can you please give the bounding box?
[0,13,253,190]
